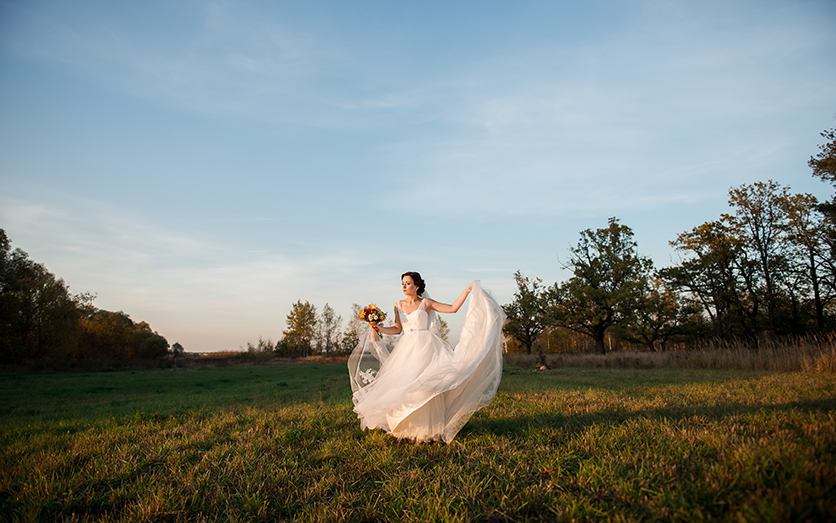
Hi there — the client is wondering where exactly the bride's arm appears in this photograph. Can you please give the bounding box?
[427,284,472,314]
[374,303,403,336]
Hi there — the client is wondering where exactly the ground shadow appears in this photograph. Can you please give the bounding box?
[461,397,836,439]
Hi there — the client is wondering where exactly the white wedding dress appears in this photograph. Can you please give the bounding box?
[348,280,506,443]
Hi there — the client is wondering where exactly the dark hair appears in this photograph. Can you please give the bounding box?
[401,271,426,297]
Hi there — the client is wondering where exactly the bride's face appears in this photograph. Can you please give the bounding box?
[402,276,418,297]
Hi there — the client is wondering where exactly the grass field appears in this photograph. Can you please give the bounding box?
[1,363,834,521]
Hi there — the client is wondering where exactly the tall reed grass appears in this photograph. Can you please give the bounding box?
[506,334,836,372]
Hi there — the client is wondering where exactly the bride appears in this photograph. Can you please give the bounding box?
[348,272,506,443]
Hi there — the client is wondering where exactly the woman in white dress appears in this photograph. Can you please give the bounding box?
[348,272,506,443]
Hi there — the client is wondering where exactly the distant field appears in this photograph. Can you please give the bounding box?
[1,364,834,521]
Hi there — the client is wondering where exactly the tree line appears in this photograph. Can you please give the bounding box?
[503,127,836,361]
[251,301,449,359]
[0,229,173,363]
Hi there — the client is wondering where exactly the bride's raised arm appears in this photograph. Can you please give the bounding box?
[427,283,472,314]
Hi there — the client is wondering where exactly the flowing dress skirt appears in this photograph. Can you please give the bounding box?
[348,281,506,443]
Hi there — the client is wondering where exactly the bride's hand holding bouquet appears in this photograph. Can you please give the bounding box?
[360,304,387,340]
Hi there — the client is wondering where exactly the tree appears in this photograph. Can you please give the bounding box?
[667,181,836,340]
[818,212,836,302]
[316,303,342,355]
[27,267,91,358]
[438,316,450,343]
[726,180,793,335]
[810,127,836,218]
[617,277,696,351]
[341,327,360,355]
[80,311,169,359]
[1,229,93,361]
[139,333,170,359]
[171,342,185,357]
[244,337,275,359]
[80,310,135,358]
[783,192,833,331]
[340,303,364,355]
[502,271,547,356]
[666,218,760,340]
[809,127,836,314]
[281,300,317,357]
[549,218,653,354]
[1,229,168,361]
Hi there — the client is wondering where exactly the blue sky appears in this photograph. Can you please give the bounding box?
[1,0,834,352]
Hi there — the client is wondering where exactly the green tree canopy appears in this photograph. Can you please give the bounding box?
[726,180,793,335]
[502,271,547,356]
[617,277,696,352]
[809,127,836,189]
[549,218,653,354]
[281,300,317,357]
[316,303,342,356]
[80,311,169,359]
[783,191,833,331]
[340,303,364,355]
[1,229,93,361]
[2,229,169,362]
[809,127,836,316]
[666,217,759,340]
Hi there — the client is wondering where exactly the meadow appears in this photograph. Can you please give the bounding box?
[1,362,834,522]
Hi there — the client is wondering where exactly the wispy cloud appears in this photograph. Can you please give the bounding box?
[2,1,353,122]
[370,1,836,216]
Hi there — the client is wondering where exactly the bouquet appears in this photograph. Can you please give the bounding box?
[359,304,386,326]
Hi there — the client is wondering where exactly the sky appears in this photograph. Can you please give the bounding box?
[1,0,834,352]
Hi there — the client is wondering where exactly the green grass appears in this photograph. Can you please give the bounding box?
[1,364,834,522]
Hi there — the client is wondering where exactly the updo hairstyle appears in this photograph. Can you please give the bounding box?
[401,271,426,297]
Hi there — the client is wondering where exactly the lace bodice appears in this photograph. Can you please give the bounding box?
[398,300,429,332]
